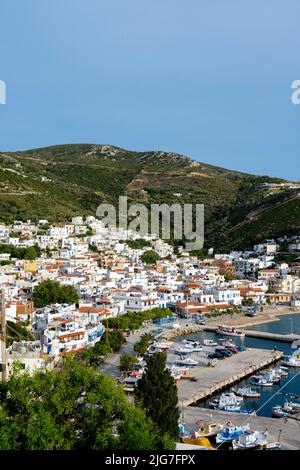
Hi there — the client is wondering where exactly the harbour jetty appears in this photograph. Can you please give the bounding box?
[204,326,300,343]
[177,348,283,406]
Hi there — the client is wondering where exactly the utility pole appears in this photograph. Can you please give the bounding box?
[0,289,7,382]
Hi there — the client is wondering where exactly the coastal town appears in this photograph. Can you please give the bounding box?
[1,215,300,450]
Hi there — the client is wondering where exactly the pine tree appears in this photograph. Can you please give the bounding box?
[135,352,179,439]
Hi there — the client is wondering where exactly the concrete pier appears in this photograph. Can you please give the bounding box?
[177,348,283,406]
[204,326,300,343]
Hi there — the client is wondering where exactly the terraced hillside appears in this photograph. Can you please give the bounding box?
[0,144,299,250]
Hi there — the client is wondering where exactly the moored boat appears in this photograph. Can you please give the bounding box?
[216,325,245,337]
[281,346,300,367]
[272,406,290,418]
[250,375,273,387]
[175,345,202,354]
[232,386,261,399]
[203,339,218,347]
[182,339,202,347]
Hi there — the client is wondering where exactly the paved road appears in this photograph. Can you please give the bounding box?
[100,324,157,378]
[100,318,194,377]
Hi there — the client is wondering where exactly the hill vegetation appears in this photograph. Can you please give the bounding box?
[0,143,299,249]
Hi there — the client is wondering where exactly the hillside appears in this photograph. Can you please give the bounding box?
[0,143,299,250]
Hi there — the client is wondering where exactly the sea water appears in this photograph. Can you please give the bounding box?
[174,314,300,417]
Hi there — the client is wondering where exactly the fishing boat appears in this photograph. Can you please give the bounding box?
[152,340,173,350]
[282,401,300,413]
[209,393,253,413]
[232,386,261,399]
[250,375,273,387]
[182,339,202,347]
[216,325,245,337]
[272,406,291,418]
[270,367,288,377]
[175,345,202,354]
[232,429,269,450]
[261,370,281,385]
[282,348,300,367]
[175,357,199,367]
[216,422,250,443]
[194,420,224,438]
[203,339,218,347]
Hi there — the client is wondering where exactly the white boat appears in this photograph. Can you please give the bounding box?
[209,392,245,412]
[182,339,202,347]
[152,340,172,350]
[233,429,269,449]
[216,325,245,337]
[250,375,273,387]
[203,339,218,347]
[282,401,300,412]
[232,386,261,399]
[270,367,288,377]
[175,357,199,366]
[261,370,281,384]
[272,406,291,418]
[282,348,300,367]
[175,344,202,354]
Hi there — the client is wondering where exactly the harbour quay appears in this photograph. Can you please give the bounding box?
[177,348,283,406]
[183,406,300,450]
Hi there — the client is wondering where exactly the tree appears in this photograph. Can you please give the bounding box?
[135,352,179,440]
[134,333,154,356]
[24,246,37,260]
[140,250,160,265]
[32,280,79,307]
[117,407,157,450]
[0,359,167,450]
[120,354,138,372]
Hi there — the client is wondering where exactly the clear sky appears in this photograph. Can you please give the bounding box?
[0,0,299,179]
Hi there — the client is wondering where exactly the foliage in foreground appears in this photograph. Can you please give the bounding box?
[0,360,176,450]
[135,352,180,441]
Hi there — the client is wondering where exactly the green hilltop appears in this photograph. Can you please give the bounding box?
[0,143,299,250]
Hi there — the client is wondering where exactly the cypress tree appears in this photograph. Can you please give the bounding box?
[135,352,179,439]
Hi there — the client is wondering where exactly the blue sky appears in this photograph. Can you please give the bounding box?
[0,0,299,179]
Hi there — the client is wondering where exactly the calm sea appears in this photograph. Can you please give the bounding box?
[174,314,300,417]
